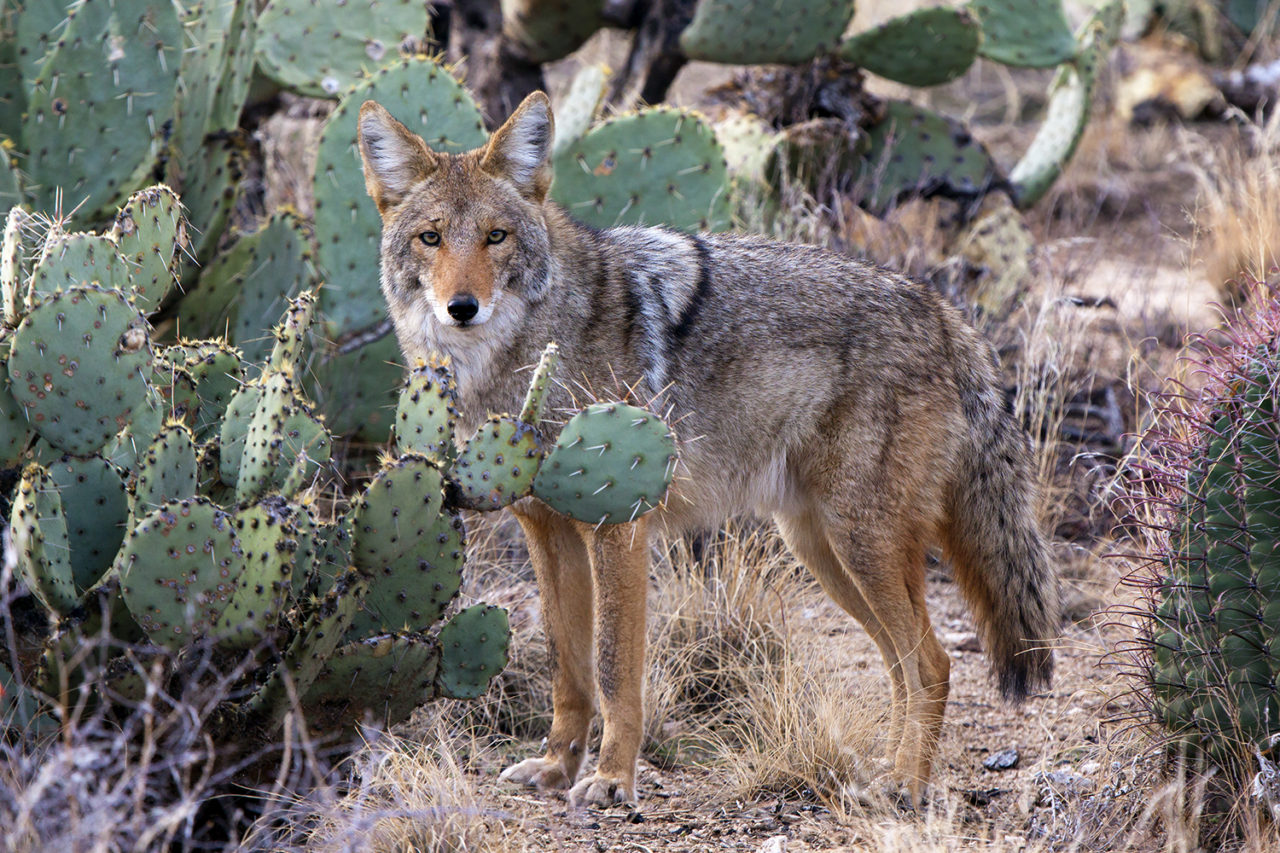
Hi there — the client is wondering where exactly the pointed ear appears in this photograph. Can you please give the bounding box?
[357,101,439,215]
[481,92,554,202]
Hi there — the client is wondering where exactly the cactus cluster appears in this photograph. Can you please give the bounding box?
[2,186,679,747]
[1128,285,1280,771]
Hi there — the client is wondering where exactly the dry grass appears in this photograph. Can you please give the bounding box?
[1184,110,1280,300]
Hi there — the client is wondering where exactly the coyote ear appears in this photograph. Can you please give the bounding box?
[481,92,554,202]
[357,100,439,215]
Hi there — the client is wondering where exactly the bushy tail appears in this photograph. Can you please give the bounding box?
[944,386,1059,702]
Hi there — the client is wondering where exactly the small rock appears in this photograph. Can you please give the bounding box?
[758,836,788,853]
[983,747,1020,771]
[1079,761,1101,775]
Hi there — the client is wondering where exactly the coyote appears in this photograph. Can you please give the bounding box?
[357,92,1059,809]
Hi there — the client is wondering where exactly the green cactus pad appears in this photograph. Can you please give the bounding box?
[236,370,301,503]
[853,100,1000,214]
[248,569,367,724]
[167,136,243,271]
[346,455,463,636]
[10,464,78,616]
[533,402,677,524]
[0,334,33,468]
[9,286,153,456]
[520,342,559,425]
[179,214,317,368]
[437,604,510,699]
[269,291,318,372]
[168,0,236,170]
[214,498,301,648]
[301,633,440,729]
[151,359,200,427]
[313,57,487,336]
[453,415,542,511]
[679,0,855,64]
[1009,4,1118,208]
[104,384,163,473]
[218,380,261,487]
[0,3,25,144]
[29,231,127,304]
[15,0,71,82]
[110,185,185,314]
[307,516,354,601]
[551,107,731,231]
[46,453,128,593]
[256,0,430,99]
[2,206,28,326]
[23,0,182,222]
[969,0,1076,68]
[393,357,459,463]
[551,64,608,158]
[839,7,981,87]
[133,423,198,516]
[501,0,607,63]
[0,148,19,215]
[178,339,245,441]
[214,0,257,131]
[117,498,240,650]
[308,332,402,442]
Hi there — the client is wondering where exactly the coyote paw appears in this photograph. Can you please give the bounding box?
[499,756,574,791]
[568,772,635,809]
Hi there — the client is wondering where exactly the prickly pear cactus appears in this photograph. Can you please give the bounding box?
[680,0,855,64]
[22,0,182,222]
[968,0,1076,68]
[533,401,678,524]
[256,0,430,98]
[853,101,1000,214]
[839,7,981,87]
[551,107,732,231]
[1132,286,1280,770]
[8,286,153,457]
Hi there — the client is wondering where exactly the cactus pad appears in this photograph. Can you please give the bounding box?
[393,357,458,463]
[180,215,317,368]
[313,57,487,336]
[118,498,240,650]
[519,342,559,425]
[533,402,677,524]
[133,423,198,515]
[9,286,153,456]
[302,633,440,729]
[111,185,185,314]
[969,0,1076,68]
[679,0,855,64]
[29,231,127,303]
[551,107,731,231]
[453,415,542,511]
[214,498,300,648]
[47,453,128,593]
[347,455,464,635]
[256,0,430,99]
[839,7,981,87]
[10,464,78,616]
[437,604,510,699]
[23,0,182,221]
[308,332,402,441]
[853,100,1000,214]
[177,339,245,441]
[1009,5,1118,208]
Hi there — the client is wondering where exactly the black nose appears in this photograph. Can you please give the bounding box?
[447,294,480,323]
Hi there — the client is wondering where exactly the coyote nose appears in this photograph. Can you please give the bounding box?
[447,294,480,323]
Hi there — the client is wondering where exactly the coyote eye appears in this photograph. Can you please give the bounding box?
[419,230,441,247]
[487,229,507,245]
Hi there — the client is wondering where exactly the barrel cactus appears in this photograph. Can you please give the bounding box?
[1128,282,1280,772]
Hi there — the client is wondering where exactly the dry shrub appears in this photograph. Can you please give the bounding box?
[1185,110,1280,301]
[287,724,510,853]
[643,524,884,812]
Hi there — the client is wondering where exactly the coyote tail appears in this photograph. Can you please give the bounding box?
[944,372,1059,702]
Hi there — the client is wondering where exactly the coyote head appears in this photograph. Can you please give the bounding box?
[357,92,554,331]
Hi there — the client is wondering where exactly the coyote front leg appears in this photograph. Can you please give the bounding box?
[501,502,596,791]
[568,516,650,807]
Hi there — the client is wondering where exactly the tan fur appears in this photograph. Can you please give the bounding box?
[358,93,1060,809]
